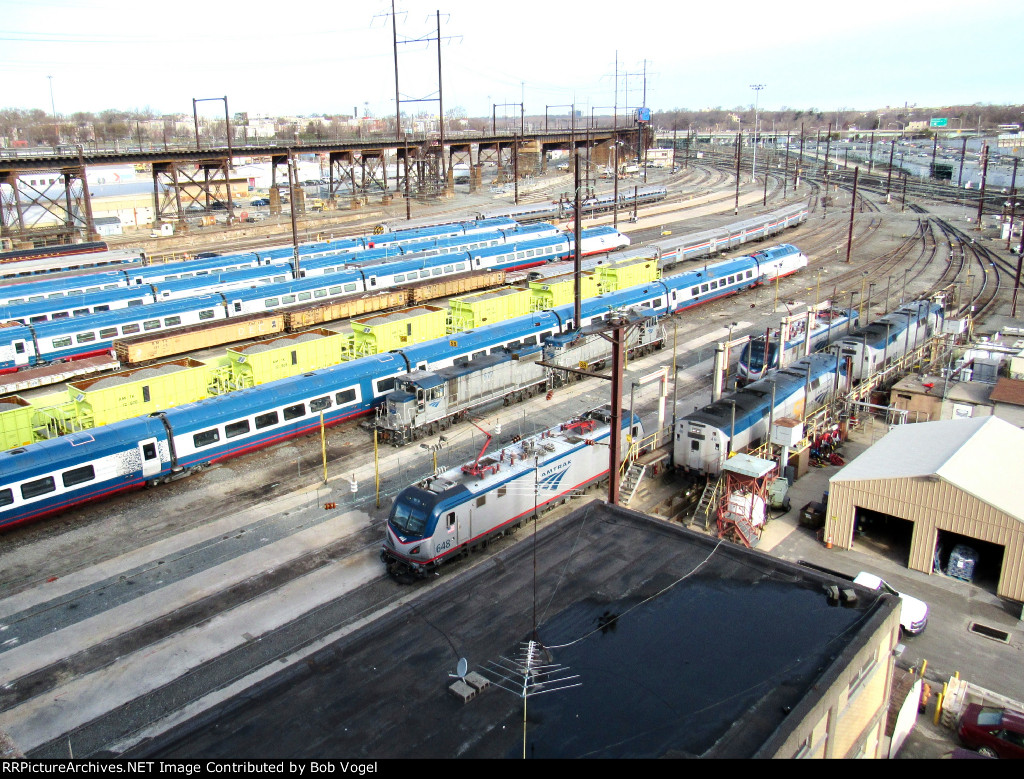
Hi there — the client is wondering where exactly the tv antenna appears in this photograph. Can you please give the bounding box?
[481,639,580,758]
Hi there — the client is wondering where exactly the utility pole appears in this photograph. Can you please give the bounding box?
[796,123,804,189]
[734,131,742,215]
[868,132,874,174]
[288,150,300,278]
[783,132,790,198]
[391,0,401,141]
[886,139,895,197]
[976,144,989,228]
[436,9,446,181]
[1006,158,1019,251]
[750,84,765,184]
[846,167,859,263]
[573,151,582,331]
[956,137,968,194]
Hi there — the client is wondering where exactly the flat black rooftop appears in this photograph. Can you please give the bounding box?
[141,503,893,759]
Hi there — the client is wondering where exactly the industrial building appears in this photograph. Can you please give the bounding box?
[141,503,901,759]
[825,417,1024,604]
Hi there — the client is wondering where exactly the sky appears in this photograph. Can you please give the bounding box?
[1,0,1020,122]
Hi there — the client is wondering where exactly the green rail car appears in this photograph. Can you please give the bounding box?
[227,329,347,387]
[69,358,213,428]
[529,273,603,311]
[448,287,533,331]
[0,396,34,450]
[349,305,448,357]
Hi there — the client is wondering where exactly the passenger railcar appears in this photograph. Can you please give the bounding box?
[675,353,843,476]
[381,407,643,577]
[478,185,668,223]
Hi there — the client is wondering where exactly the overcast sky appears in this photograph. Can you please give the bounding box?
[1,0,1019,122]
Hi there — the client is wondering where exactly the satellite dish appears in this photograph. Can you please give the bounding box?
[450,657,468,679]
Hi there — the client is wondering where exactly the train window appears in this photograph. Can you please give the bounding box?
[164,316,182,327]
[283,404,305,421]
[497,486,507,498]
[310,396,332,412]
[61,465,95,488]
[653,298,662,308]
[85,287,101,294]
[264,298,280,307]
[394,274,405,283]
[475,259,482,267]
[255,411,279,430]
[233,303,242,313]
[432,268,443,276]
[475,496,486,508]
[419,271,430,278]
[314,289,328,299]
[127,299,144,307]
[335,388,357,406]
[73,308,90,317]
[541,331,553,341]
[489,347,502,355]
[274,276,287,284]
[344,283,357,292]
[21,476,55,500]
[524,335,537,346]
[94,305,111,313]
[472,350,486,360]
[76,331,97,344]
[710,281,718,290]
[52,337,72,348]
[329,286,342,295]
[144,320,161,331]
[446,512,455,528]
[700,284,709,293]
[0,489,12,508]
[509,340,521,350]
[746,270,753,279]
[376,377,396,393]
[30,315,48,324]
[298,292,312,301]
[193,429,220,448]
[444,265,454,274]
[99,327,118,339]
[122,323,141,335]
[280,295,296,305]
[456,263,466,272]
[225,420,251,439]
[199,310,215,320]
[14,342,24,354]
[28,295,44,303]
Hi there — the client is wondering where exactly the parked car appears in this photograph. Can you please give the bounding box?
[208,201,228,211]
[250,198,270,206]
[957,704,1024,758]
[853,572,929,635]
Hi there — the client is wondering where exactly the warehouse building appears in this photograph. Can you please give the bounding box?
[825,416,1024,605]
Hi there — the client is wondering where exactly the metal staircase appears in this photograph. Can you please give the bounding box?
[621,462,647,507]
[692,475,723,529]
[718,511,760,548]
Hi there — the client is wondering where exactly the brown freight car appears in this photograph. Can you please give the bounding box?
[114,313,287,364]
[282,290,408,330]
[404,269,506,305]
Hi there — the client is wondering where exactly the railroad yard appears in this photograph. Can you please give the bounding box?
[0,143,1022,758]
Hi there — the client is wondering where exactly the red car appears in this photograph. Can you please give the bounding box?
[957,703,1024,758]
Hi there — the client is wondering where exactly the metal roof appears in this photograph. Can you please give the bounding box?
[830,416,1024,523]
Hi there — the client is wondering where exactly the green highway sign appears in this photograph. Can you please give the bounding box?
[930,118,948,128]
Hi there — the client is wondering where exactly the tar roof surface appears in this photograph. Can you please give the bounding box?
[143,503,892,760]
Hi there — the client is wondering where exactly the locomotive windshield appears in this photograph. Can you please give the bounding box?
[743,341,777,372]
[389,495,430,537]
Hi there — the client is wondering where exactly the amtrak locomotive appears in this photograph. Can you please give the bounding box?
[676,300,945,476]
[738,307,859,381]
[0,243,806,530]
[381,407,642,577]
